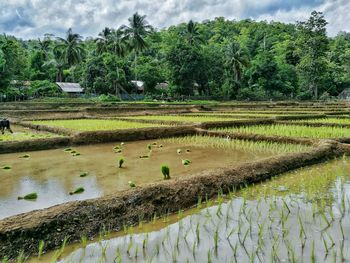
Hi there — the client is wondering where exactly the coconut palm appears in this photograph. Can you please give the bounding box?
[185,20,204,46]
[225,41,250,84]
[55,28,85,67]
[108,28,128,97]
[121,13,152,80]
[36,37,51,60]
[95,27,113,55]
[44,48,66,82]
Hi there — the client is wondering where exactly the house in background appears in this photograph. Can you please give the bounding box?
[56,82,84,96]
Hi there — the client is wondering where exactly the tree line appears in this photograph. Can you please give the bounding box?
[0,11,350,101]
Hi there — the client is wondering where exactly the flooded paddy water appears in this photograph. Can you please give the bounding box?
[37,158,350,263]
[0,136,307,219]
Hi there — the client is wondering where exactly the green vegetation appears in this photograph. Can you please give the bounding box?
[19,154,30,159]
[2,11,348,101]
[294,118,350,125]
[1,165,11,170]
[122,115,245,123]
[182,159,191,166]
[79,172,88,177]
[128,181,136,188]
[118,157,125,168]
[0,131,57,142]
[214,124,350,139]
[164,135,310,154]
[69,187,85,195]
[43,159,350,262]
[17,193,38,200]
[31,119,166,131]
[161,165,170,180]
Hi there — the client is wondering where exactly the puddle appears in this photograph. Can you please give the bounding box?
[36,158,350,262]
[0,136,289,219]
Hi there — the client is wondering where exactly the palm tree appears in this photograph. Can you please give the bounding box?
[44,48,66,82]
[185,20,204,46]
[55,28,85,67]
[36,37,51,60]
[95,27,113,55]
[109,28,127,97]
[121,13,152,80]
[225,41,249,85]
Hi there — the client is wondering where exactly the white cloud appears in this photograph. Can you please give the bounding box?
[0,0,348,39]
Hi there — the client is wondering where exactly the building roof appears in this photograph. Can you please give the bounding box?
[56,82,84,93]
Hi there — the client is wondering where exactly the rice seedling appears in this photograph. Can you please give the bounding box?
[80,235,88,248]
[63,148,72,152]
[164,135,309,155]
[294,118,350,125]
[122,115,246,123]
[69,187,85,195]
[161,164,170,180]
[0,129,58,142]
[128,181,136,188]
[31,119,166,131]
[17,192,38,200]
[38,240,45,259]
[79,172,88,177]
[214,124,350,139]
[118,157,125,168]
[177,149,182,154]
[1,165,11,170]
[182,159,191,166]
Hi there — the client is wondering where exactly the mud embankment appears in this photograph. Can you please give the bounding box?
[0,140,348,259]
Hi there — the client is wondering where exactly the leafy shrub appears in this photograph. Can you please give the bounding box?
[98,94,120,102]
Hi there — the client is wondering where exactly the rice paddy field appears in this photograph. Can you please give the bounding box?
[30,119,167,131]
[120,115,247,123]
[0,136,308,219]
[0,125,59,142]
[293,117,350,125]
[35,158,350,262]
[214,124,350,139]
[2,101,350,262]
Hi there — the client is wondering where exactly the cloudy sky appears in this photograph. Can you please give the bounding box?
[0,0,349,39]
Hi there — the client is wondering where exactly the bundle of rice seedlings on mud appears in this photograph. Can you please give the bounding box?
[161,164,170,180]
[69,187,85,195]
[18,192,38,200]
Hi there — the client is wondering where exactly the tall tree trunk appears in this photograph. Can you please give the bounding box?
[134,52,138,80]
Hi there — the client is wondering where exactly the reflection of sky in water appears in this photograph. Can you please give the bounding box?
[0,176,101,219]
[57,178,350,263]
[0,139,269,219]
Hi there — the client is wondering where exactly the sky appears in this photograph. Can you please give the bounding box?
[0,0,349,39]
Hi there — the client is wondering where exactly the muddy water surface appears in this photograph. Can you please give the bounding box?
[0,138,273,219]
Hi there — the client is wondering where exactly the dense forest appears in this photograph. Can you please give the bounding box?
[0,11,350,101]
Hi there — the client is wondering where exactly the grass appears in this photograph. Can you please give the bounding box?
[164,135,310,154]
[122,115,246,123]
[31,119,166,131]
[213,124,350,139]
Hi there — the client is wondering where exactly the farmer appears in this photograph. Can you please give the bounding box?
[0,119,13,134]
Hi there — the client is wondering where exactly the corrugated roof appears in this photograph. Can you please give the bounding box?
[56,82,84,93]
